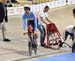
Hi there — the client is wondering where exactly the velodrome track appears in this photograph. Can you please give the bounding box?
[0,4,75,61]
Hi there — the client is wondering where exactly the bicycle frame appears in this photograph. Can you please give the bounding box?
[28,25,37,56]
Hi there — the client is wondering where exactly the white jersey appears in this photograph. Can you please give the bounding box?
[40,11,48,19]
[65,25,74,33]
[38,11,48,25]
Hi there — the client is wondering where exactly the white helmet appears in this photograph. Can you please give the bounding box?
[24,5,31,10]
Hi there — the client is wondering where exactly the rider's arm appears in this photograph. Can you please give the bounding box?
[22,14,27,32]
[32,13,37,31]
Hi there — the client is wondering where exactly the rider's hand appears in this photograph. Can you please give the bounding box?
[23,31,27,35]
[23,32,27,35]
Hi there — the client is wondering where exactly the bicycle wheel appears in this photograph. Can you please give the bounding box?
[33,44,37,55]
[28,42,32,56]
[32,34,37,55]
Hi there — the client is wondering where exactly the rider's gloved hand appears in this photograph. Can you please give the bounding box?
[23,31,27,35]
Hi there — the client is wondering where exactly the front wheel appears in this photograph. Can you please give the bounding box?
[28,42,32,56]
[33,44,37,55]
